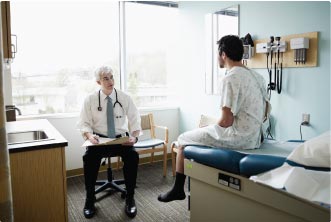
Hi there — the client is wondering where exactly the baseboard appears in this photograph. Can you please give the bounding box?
[66,153,173,178]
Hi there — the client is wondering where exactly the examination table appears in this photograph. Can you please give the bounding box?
[184,140,330,222]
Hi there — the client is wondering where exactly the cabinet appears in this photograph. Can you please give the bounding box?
[9,146,68,222]
[7,119,68,222]
[1,2,13,60]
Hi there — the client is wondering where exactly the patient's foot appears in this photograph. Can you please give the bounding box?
[158,189,186,202]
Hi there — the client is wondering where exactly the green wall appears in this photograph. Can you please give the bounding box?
[176,1,330,141]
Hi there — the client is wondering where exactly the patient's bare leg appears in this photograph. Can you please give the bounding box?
[176,145,185,173]
[158,145,186,202]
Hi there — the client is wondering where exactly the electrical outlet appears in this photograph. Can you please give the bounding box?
[302,113,310,125]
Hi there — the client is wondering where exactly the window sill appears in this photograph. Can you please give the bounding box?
[138,106,179,112]
[16,106,179,120]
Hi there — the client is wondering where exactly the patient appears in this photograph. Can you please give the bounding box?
[158,35,270,202]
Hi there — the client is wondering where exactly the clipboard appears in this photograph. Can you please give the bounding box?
[82,136,129,147]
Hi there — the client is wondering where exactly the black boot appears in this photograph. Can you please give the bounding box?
[158,172,186,202]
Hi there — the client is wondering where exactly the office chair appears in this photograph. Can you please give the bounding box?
[95,156,126,199]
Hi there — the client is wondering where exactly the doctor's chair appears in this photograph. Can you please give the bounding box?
[95,156,126,200]
[95,113,169,201]
[117,113,169,177]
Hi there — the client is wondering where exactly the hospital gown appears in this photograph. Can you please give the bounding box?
[178,66,269,150]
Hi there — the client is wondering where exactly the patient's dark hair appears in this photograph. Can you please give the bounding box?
[217,35,243,61]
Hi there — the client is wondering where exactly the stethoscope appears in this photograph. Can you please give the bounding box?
[98,88,124,118]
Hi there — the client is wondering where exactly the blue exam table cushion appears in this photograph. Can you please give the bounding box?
[239,155,286,177]
[184,137,330,177]
[184,140,302,177]
[184,146,246,175]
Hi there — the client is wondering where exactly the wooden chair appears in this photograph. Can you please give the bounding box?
[171,114,217,176]
[117,113,169,177]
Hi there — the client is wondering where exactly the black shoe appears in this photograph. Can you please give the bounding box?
[158,189,186,203]
[125,197,137,218]
[83,199,96,219]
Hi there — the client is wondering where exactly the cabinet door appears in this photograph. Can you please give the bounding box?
[10,147,68,222]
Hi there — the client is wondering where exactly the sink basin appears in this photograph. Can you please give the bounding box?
[7,130,54,145]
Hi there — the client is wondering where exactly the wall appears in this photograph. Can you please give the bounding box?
[176,1,330,141]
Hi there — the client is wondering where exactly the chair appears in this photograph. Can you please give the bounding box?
[95,157,126,199]
[117,113,169,177]
[171,114,217,176]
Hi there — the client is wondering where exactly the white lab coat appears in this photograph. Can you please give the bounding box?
[77,88,141,138]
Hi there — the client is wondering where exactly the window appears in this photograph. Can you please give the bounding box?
[205,5,239,95]
[124,2,178,107]
[10,2,178,116]
[10,2,120,115]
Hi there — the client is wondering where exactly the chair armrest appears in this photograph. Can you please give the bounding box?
[153,125,169,143]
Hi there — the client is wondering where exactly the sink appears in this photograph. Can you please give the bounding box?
[7,130,54,145]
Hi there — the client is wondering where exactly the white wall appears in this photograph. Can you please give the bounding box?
[39,107,179,170]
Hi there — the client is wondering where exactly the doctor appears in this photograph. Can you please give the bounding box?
[77,66,141,219]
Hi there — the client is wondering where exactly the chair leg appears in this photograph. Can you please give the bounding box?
[171,143,177,177]
[163,144,167,177]
[151,147,155,163]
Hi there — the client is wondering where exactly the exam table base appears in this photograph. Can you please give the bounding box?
[184,159,329,222]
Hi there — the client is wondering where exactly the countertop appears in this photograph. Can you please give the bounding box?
[6,119,68,153]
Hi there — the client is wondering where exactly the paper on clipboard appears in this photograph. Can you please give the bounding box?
[82,136,129,147]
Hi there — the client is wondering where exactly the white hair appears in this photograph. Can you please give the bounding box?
[94,66,113,81]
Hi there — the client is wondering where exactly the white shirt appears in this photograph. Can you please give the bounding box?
[77,88,141,138]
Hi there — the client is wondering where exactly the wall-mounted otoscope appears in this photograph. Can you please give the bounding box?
[268,36,275,92]
[256,35,286,97]
[275,36,283,94]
